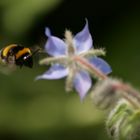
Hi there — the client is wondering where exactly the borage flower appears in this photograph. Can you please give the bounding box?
[36,19,112,100]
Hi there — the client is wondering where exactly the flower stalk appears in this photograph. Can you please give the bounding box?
[74,56,107,79]
[74,55,140,109]
[36,19,140,140]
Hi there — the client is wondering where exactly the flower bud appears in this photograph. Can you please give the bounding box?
[120,110,140,140]
[106,99,133,140]
[91,78,121,109]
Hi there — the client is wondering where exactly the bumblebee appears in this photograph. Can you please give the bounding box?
[0,44,36,68]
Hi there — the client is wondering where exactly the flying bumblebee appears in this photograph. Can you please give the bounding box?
[0,44,40,68]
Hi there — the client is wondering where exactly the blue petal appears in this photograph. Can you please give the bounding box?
[45,27,51,37]
[73,19,93,54]
[73,70,92,100]
[45,28,67,56]
[36,64,68,80]
[88,57,112,74]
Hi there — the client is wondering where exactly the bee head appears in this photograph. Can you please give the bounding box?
[23,54,33,68]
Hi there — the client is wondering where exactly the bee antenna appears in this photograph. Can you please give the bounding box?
[32,48,41,56]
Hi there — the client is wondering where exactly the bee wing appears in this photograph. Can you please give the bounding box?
[7,55,16,65]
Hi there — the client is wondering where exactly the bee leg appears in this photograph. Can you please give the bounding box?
[19,64,23,68]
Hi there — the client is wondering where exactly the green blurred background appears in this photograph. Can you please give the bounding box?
[0,0,140,139]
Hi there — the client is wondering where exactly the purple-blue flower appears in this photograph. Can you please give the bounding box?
[36,19,112,100]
